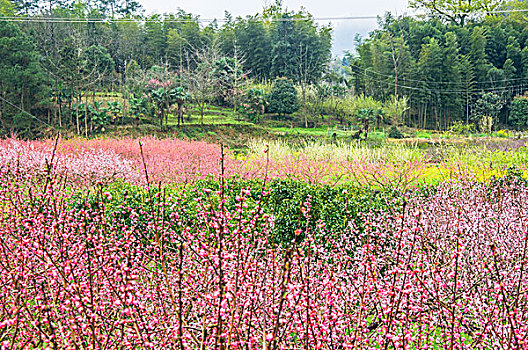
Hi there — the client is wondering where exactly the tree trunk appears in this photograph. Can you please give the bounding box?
[58,102,62,128]
[84,102,88,137]
[423,104,427,129]
[0,95,4,129]
[303,86,308,128]
[76,96,80,135]
[177,102,184,126]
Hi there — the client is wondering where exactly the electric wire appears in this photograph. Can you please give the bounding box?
[349,66,528,94]
[359,66,528,86]
[0,15,380,23]
[0,94,60,133]
[1,7,528,24]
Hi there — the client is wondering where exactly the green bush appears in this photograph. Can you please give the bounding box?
[268,77,299,117]
[510,94,528,131]
[240,88,267,122]
[449,121,475,136]
[388,126,404,139]
[70,179,406,246]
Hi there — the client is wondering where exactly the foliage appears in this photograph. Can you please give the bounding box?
[212,56,246,107]
[0,20,48,137]
[72,101,111,133]
[349,14,528,131]
[170,86,189,125]
[128,97,149,119]
[387,126,404,138]
[409,0,501,25]
[509,94,528,130]
[449,120,475,135]
[268,77,299,117]
[353,95,384,139]
[0,0,14,15]
[269,10,332,84]
[472,92,503,132]
[7,0,528,136]
[239,87,267,122]
[144,78,183,129]
[384,95,408,125]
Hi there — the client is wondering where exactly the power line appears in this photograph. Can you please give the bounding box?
[0,14,379,23]
[2,7,528,24]
[349,66,528,94]
[359,66,528,86]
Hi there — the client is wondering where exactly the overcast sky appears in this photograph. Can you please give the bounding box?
[138,0,412,56]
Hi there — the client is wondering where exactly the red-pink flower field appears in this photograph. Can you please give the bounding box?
[0,137,425,187]
[1,137,528,349]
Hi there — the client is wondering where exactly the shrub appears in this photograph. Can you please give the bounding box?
[449,121,475,136]
[387,126,404,139]
[239,88,267,122]
[88,178,401,245]
[472,92,503,131]
[268,77,299,117]
[509,94,528,130]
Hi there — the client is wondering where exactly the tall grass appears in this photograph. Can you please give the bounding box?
[246,138,423,163]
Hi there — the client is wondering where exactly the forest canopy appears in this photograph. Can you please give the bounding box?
[2,0,528,135]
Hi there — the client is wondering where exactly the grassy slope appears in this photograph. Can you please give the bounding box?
[94,105,519,151]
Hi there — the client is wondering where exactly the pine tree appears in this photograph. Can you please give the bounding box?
[268,77,299,118]
[0,21,49,136]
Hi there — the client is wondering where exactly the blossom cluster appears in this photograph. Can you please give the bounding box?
[0,138,137,185]
[1,159,528,348]
[146,79,172,89]
[0,137,427,188]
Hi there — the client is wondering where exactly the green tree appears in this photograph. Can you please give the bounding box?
[83,45,115,87]
[212,56,246,108]
[442,32,464,126]
[521,43,528,82]
[469,27,491,83]
[0,21,49,136]
[239,87,267,122]
[0,0,15,15]
[171,86,188,126]
[509,94,528,130]
[270,11,331,84]
[506,36,522,72]
[416,37,444,129]
[143,15,166,67]
[384,95,409,126]
[165,11,206,70]
[353,95,383,139]
[472,92,503,131]
[233,17,272,80]
[409,0,501,26]
[268,77,298,118]
[109,20,145,85]
[145,79,172,130]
